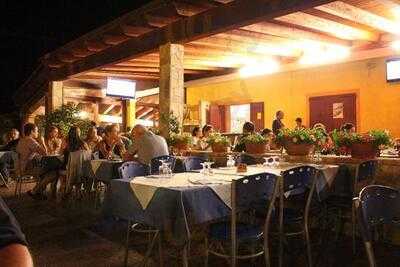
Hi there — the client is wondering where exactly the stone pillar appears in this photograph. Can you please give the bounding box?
[45,81,63,114]
[125,99,136,130]
[159,43,184,137]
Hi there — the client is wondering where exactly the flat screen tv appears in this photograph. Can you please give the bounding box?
[386,59,400,82]
[106,78,136,99]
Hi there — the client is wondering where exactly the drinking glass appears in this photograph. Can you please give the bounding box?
[227,155,235,168]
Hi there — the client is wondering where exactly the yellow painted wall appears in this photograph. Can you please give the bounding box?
[187,57,400,137]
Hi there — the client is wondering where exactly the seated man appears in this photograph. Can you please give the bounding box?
[233,121,255,152]
[0,197,33,267]
[124,125,169,165]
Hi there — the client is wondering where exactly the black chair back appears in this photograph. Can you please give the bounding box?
[150,155,176,174]
[183,156,205,171]
[118,161,149,180]
[354,160,378,195]
[281,166,317,196]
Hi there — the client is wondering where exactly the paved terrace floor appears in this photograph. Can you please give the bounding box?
[0,182,399,267]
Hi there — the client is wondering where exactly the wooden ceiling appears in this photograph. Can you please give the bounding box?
[16,0,400,109]
[47,0,400,84]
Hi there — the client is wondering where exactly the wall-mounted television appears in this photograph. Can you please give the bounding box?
[106,78,136,99]
[386,59,400,83]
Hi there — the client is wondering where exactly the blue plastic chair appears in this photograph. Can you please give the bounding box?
[279,166,318,267]
[118,161,149,180]
[327,160,378,253]
[354,185,400,267]
[205,173,280,267]
[150,155,176,174]
[183,156,205,171]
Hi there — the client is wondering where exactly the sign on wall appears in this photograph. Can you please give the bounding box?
[333,102,344,119]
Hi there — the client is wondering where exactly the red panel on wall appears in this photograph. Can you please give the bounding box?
[250,102,264,131]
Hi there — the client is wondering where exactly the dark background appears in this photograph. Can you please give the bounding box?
[1,0,151,114]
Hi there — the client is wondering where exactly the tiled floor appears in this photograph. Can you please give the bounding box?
[1,182,399,267]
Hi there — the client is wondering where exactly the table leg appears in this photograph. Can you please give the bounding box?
[182,244,189,267]
[279,177,284,267]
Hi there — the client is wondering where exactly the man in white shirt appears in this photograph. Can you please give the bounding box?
[124,125,169,165]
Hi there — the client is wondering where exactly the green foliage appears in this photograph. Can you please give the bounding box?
[242,133,267,144]
[159,112,180,135]
[332,129,392,148]
[276,128,324,145]
[206,133,230,146]
[35,104,92,138]
[167,133,193,146]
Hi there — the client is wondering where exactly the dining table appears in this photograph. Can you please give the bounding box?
[85,159,124,183]
[106,162,339,266]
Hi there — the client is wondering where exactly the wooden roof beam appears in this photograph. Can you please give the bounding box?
[242,21,351,46]
[275,11,379,41]
[315,1,400,35]
[51,0,339,79]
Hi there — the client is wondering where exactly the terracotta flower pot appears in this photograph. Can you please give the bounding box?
[350,143,378,159]
[245,143,266,154]
[174,142,189,151]
[284,142,314,156]
[211,143,228,153]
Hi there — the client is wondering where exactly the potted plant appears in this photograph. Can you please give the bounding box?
[352,130,391,159]
[207,133,230,153]
[276,128,322,156]
[168,133,193,151]
[242,133,268,154]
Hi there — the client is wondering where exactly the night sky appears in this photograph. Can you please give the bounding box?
[1,0,151,114]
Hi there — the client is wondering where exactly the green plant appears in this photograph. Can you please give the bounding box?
[159,112,180,135]
[206,133,230,146]
[333,129,392,148]
[242,133,267,144]
[167,133,193,146]
[276,128,323,145]
[35,104,92,138]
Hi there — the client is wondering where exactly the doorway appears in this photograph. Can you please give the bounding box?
[309,93,356,132]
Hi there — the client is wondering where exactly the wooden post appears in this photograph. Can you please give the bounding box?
[159,43,184,137]
[125,99,136,130]
[45,81,63,114]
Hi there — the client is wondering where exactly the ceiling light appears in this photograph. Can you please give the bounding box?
[391,40,400,51]
[299,44,350,65]
[239,59,280,78]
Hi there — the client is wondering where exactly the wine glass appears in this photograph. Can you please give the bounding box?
[227,155,235,168]
[205,162,214,175]
[200,162,208,176]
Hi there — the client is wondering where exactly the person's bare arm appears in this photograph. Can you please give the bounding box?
[36,137,47,155]
[0,244,33,267]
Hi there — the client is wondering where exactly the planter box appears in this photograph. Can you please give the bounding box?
[284,142,314,156]
[245,143,267,154]
[211,143,228,153]
[173,142,189,151]
[351,143,378,159]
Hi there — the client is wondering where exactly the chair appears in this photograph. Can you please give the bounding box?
[236,153,258,165]
[353,185,400,267]
[65,150,92,200]
[278,166,318,267]
[120,166,162,267]
[183,156,205,171]
[150,155,176,174]
[327,160,378,253]
[118,161,149,180]
[205,173,280,267]
[14,153,36,198]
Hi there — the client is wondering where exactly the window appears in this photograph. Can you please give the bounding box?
[230,104,250,133]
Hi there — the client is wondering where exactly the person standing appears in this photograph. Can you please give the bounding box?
[272,110,285,135]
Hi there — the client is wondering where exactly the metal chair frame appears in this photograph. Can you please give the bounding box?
[205,173,280,267]
[278,166,318,267]
[353,185,400,267]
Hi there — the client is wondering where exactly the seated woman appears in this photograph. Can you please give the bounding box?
[97,124,126,159]
[199,125,213,150]
[191,126,202,149]
[45,126,63,155]
[233,121,255,152]
[1,128,20,151]
[59,126,89,198]
[340,122,356,133]
[85,126,102,151]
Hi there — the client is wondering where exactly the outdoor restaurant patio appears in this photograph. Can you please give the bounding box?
[2,0,400,266]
